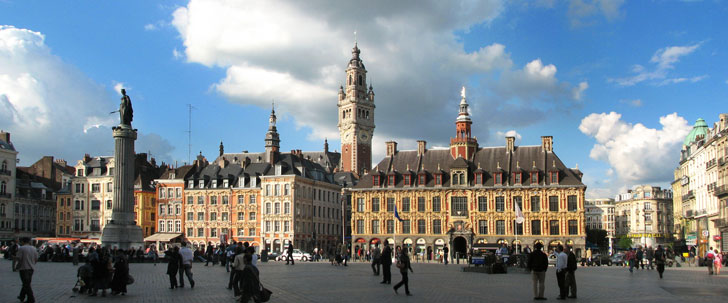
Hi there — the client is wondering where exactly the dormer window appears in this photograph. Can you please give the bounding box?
[251,177,257,187]
[212,180,217,188]
[475,173,483,185]
[418,174,426,186]
[373,175,381,186]
[404,175,411,186]
[239,177,245,187]
[435,174,442,186]
[514,172,522,185]
[549,171,559,184]
[388,175,395,186]
[223,179,229,188]
[495,173,502,185]
[188,180,194,188]
[198,180,204,188]
[530,172,538,185]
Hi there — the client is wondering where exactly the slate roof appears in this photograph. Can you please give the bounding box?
[356,145,584,189]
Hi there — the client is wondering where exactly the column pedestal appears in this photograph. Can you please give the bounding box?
[102,125,144,249]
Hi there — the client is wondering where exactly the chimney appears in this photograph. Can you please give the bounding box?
[417,140,427,156]
[219,157,227,168]
[506,136,515,153]
[0,131,9,143]
[324,138,329,153]
[541,136,553,153]
[55,158,67,167]
[386,141,398,157]
[83,153,91,163]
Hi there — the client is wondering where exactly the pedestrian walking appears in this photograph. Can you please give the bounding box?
[393,248,413,296]
[166,246,180,289]
[443,244,449,265]
[231,246,245,297]
[148,244,158,265]
[15,237,38,303]
[205,242,214,266]
[565,246,577,299]
[654,245,666,279]
[110,250,129,295]
[286,243,295,265]
[646,246,654,270]
[527,242,548,300]
[371,243,381,275]
[626,248,636,273]
[713,249,722,275]
[72,243,81,266]
[380,242,392,284]
[178,242,195,288]
[554,245,568,300]
[9,240,18,272]
[706,247,715,275]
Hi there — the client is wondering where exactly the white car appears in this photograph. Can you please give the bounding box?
[276,249,312,262]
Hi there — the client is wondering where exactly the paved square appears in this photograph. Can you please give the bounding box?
[1,259,726,302]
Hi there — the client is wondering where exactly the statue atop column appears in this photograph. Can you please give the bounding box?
[119,89,133,126]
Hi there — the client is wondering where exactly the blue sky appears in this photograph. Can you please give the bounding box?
[1,0,726,197]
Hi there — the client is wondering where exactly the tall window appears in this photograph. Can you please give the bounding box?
[402,197,410,212]
[211,228,217,237]
[159,220,165,232]
[284,202,290,214]
[549,196,559,211]
[451,196,467,216]
[187,196,193,204]
[387,220,394,234]
[513,196,522,212]
[249,195,256,204]
[238,196,244,205]
[249,228,256,236]
[402,220,410,234]
[531,220,541,235]
[495,196,505,212]
[568,220,578,235]
[197,196,204,205]
[357,219,364,234]
[417,219,425,234]
[372,198,380,212]
[265,185,270,196]
[513,220,523,235]
[549,220,560,235]
[92,183,100,193]
[478,196,487,211]
[266,203,271,214]
[357,198,365,212]
[210,212,217,221]
[274,221,280,232]
[495,173,502,185]
[284,221,290,232]
[106,200,112,210]
[432,197,441,212]
[514,173,521,184]
[222,196,229,205]
[531,196,540,212]
[197,212,204,221]
[91,200,100,211]
[496,220,505,235]
[417,197,425,212]
[210,196,217,205]
[284,184,290,196]
[275,184,280,196]
[567,195,578,211]
[387,198,395,212]
[265,221,271,232]
[188,212,194,221]
[433,219,441,234]
[222,212,228,221]
[274,203,280,214]
[372,220,379,234]
[175,204,181,215]
[478,220,488,234]
[249,212,256,220]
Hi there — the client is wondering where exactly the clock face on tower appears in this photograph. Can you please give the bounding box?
[358,131,370,143]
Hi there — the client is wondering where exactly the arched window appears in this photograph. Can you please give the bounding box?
[358,75,363,85]
[349,75,352,85]
[266,202,271,214]
[0,181,6,194]
[0,203,5,215]
[1,160,7,171]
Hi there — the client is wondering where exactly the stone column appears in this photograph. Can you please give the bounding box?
[101,125,144,249]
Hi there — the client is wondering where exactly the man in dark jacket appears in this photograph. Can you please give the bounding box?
[527,242,548,300]
[566,246,577,299]
[286,243,295,265]
[380,242,392,284]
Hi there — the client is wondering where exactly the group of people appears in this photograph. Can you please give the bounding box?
[366,242,414,296]
[527,243,577,300]
[76,246,131,296]
[705,247,723,275]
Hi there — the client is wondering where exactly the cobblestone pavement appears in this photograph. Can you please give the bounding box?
[1,259,727,303]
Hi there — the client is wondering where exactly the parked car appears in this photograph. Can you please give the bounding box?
[266,251,280,261]
[548,253,557,266]
[611,253,625,266]
[588,253,612,266]
[276,249,312,262]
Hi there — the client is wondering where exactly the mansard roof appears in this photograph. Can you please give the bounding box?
[354,145,584,189]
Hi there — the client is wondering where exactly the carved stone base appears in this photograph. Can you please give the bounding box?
[101,222,144,250]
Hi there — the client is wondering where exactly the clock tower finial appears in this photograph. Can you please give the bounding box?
[338,42,375,176]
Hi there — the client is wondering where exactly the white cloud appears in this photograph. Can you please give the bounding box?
[172,48,183,60]
[572,81,588,100]
[0,25,175,165]
[144,24,157,31]
[612,43,703,86]
[495,130,522,144]
[579,112,691,187]
[568,0,625,27]
[113,82,126,95]
[170,0,585,154]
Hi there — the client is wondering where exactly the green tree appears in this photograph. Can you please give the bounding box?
[617,236,633,250]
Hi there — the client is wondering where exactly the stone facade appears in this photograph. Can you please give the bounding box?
[675,114,728,254]
[614,185,673,248]
[338,43,374,177]
[351,90,587,260]
[0,131,18,243]
[585,198,615,237]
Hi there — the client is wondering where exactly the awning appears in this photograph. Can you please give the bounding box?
[144,233,184,242]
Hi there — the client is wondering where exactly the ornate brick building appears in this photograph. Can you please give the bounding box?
[350,89,587,260]
[338,43,374,177]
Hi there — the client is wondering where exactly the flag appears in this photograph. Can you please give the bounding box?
[394,205,404,222]
[515,202,524,224]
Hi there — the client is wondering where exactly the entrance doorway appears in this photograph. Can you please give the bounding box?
[453,236,467,260]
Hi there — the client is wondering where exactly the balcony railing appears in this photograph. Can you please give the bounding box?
[682,190,695,201]
[720,157,727,167]
[706,158,717,169]
[685,209,693,218]
[0,169,11,176]
[0,193,11,199]
[715,185,728,198]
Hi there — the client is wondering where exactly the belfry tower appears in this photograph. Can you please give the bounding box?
[338,43,375,176]
[450,87,478,160]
